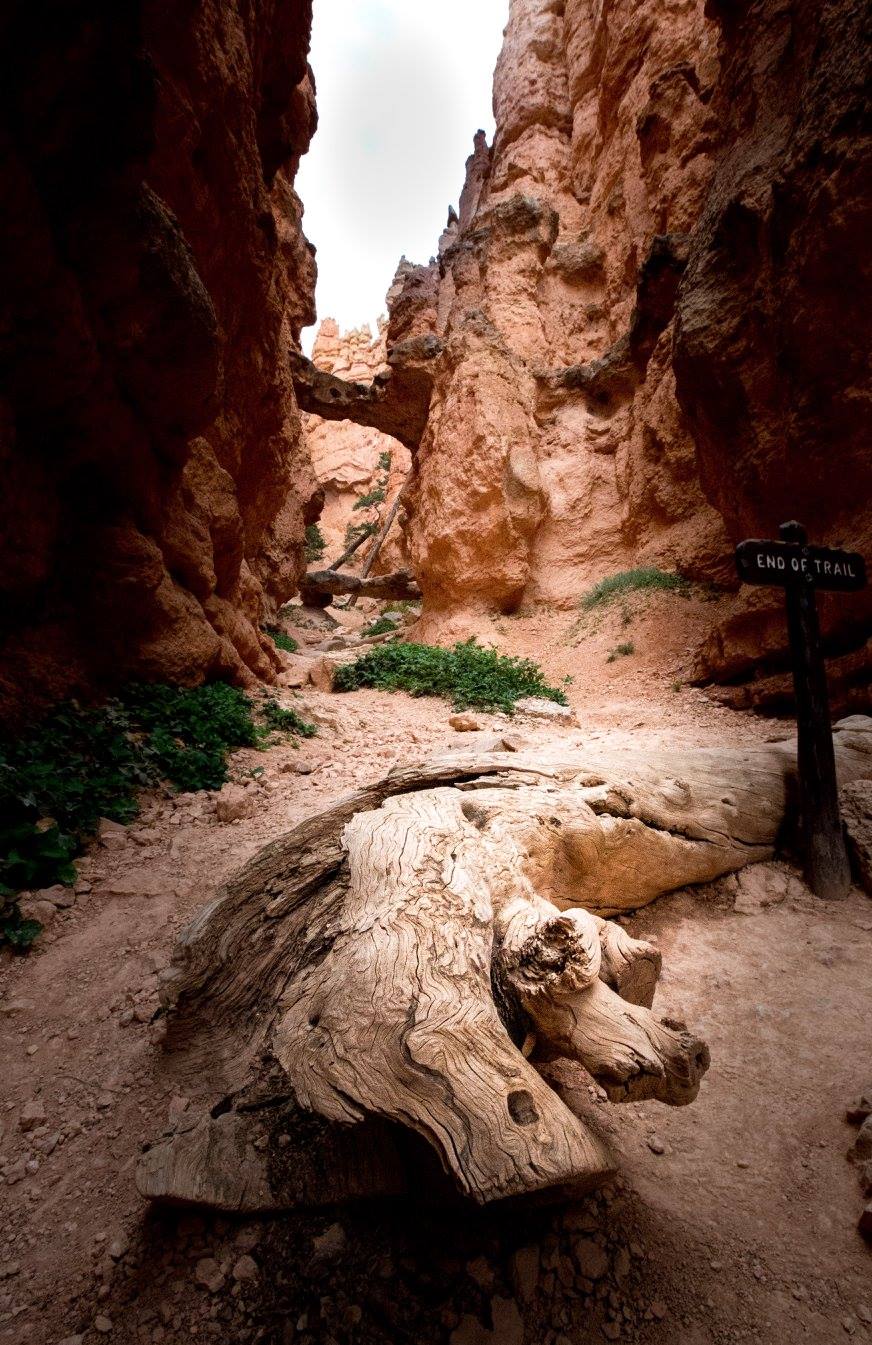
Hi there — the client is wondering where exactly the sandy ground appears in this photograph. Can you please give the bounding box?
[1,596,870,1345]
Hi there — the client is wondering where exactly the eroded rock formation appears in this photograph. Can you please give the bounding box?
[388,0,870,704]
[304,319,411,572]
[0,0,321,722]
[396,0,733,624]
[673,0,872,702]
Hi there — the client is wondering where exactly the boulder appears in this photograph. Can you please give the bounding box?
[215,785,256,824]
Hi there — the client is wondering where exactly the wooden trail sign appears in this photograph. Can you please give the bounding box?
[735,521,867,899]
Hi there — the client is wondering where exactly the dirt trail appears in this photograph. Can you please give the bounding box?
[1,600,870,1345]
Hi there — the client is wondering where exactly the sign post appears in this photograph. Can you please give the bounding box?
[735,521,867,899]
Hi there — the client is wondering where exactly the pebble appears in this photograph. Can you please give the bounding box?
[646,1135,667,1155]
[231,1255,258,1283]
[215,784,256,824]
[448,713,481,732]
[93,1316,113,1335]
[108,1233,129,1262]
[18,1099,46,1132]
[511,1245,539,1303]
[574,1239,609,1281]
[312,1223,347,1262]
[651,1301,668,1320]
[194,1258,225,1293]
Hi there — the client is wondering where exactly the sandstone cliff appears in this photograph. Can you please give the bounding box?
[305,319,411,573]
[0,0,321,723]
[392,0,870,706]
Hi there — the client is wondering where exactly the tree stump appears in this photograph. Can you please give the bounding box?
[140,718,872,1208]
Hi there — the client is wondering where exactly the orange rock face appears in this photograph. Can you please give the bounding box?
[398,0,870,705]
[402,0,731,626]
[306,319,411,574]
[0,0,321,722]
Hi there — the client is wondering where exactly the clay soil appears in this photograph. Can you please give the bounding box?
[1,593,870,1345]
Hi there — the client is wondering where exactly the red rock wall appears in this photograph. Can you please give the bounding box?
[0,0,321,723]
[399,0,870,704]
[402,0,732,630]
[673,0,872,701]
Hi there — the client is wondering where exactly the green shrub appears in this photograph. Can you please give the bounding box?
[361,616,399,638]
[334,639,568,713]
[0,683,316,948]
[265,627,298,654]
[304,524,327,564]
[580,567,689,611]
[259,699,317,740]
[606,641,635,663]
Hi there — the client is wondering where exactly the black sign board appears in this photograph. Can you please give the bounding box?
[735,539,866,592]
[734,521,868,900]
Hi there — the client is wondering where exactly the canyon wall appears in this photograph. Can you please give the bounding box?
[305,319,411,571]
[394,0,870,704]
[0,0,321,723]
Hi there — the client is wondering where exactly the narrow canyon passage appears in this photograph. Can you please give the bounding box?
[0,1,870,1344]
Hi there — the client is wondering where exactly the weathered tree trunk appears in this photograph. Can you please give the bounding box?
[141,718,872,1209]
[299,567,421,605]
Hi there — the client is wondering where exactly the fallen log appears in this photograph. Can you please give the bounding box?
[141,718,872,1210]
[299,567,420,606]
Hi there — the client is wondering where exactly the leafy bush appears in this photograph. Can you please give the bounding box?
[580,567,689,611]
[265,626,298,654]
[0,683,316,948]
[606,641,635,663]
[361,616,399,638]
[334,640,568,713]
[304,524,327,564]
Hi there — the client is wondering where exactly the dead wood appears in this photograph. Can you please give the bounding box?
[141,718,872,1209]
[299,568,421,605]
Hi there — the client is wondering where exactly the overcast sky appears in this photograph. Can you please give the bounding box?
[297,0,508,352]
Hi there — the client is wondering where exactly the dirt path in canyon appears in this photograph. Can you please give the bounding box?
[1,596,870,1345]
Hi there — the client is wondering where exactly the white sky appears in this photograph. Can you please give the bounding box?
[297,0,508,353]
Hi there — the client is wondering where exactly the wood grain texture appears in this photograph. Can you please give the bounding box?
[149,719,871,1206]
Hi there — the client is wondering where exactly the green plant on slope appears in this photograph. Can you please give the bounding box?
[361,615,399,638]
[0,683,316,949]
[580,567,690,611]
[606,641,635,663]
[259,698,318,740]
[352,485,387,512]
[265,626,298,654]
[343,519,378,552]
[304,523,327,564]
[334,639,568,713]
